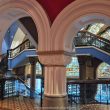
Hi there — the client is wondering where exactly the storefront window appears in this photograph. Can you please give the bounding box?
[66,57,79,78]
[97,62,110,78]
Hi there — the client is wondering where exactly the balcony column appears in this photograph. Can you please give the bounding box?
[78,56,98,104]
[78,56,95,80]
[29,57,37,98]
[38,51,71,109]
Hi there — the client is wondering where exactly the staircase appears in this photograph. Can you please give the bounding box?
[0,76,42,109]
[74,31,110,64]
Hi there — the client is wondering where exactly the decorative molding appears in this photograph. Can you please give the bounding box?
[38,50,75,56]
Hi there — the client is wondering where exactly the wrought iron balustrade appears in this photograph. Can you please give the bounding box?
[74,31,110,53]
[67,79,110,107]
[8,39,35,58]
[0,76,44,106]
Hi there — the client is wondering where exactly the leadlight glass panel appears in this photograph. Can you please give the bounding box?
[66,57,79,78]
[101,29,110,41]
[88,23,104,34]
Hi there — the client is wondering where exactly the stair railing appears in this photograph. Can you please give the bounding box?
[74,31,110,53]
[2,76,43,106]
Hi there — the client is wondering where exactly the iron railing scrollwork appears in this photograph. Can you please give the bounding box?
[67,79,110,106]
[0,76,44,106]
[8,39,35,58]
[74,31,110,53]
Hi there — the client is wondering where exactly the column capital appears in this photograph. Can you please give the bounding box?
[38,50,74,66]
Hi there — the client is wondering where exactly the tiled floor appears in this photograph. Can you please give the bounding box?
[80,104,110,110]
[0,96,40,110]
[0,97,110,110]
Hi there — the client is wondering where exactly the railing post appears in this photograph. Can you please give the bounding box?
[100,84,102,104]
[107,83,108,105]
[40,78,43,107]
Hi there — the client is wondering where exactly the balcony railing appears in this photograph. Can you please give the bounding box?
[74,31,110,53]
[67,79,110,107]
[8,39,35,58]
[0,75,44,106]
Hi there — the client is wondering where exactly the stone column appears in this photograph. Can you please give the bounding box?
[38,51,72,109]
[29,57,37,98]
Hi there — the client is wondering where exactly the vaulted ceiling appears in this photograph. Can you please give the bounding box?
[37,0,76,23]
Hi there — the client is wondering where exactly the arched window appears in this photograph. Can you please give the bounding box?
[66,57,79,78]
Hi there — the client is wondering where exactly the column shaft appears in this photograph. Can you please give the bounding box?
[44,66,66,97]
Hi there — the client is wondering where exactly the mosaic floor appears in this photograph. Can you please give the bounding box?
[80,104,110,110]
[0,96,40,110]
[71,104,110,110]
[0,97,110,110]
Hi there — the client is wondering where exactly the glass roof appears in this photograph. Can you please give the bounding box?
[101,29,110,40]
[81,23,110,41]
[10,28,26,49]
[88,23,104,34]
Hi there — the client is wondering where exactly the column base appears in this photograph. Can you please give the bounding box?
[42,96,68,110]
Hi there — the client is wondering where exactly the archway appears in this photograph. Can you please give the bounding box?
[43,0,110,107]
[0,0,51,107]
[0,0,50,55]
[51,0,110,53]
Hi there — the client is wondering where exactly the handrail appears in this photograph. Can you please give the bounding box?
[10,39,29,51]
[67,79,110,106]
[8,39,35,58]
[75,31,110,53]
[78,30,110,44]
[67,79,110,84]
[3,76,43,97]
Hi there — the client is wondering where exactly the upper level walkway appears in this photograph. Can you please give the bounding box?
[7,30,110,69]
[75,31,110,64]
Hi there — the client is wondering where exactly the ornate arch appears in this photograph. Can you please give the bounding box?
[51,0,110,54]
[0,0,50,54]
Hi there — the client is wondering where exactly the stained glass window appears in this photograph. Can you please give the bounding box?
[66,57,79,78]
[101,29,110,41]
[97,62,110,78]
[88,23,104,34]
